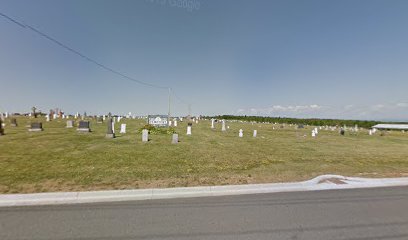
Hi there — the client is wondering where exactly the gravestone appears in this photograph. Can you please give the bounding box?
[174,120,178,127]
[112,121,115,133]
[102,115,106,121]
[142,129,149,142]
[46,114,50,122]
[369,129,373,135]
[77,121,91,132]
[312,130,316,137]
[172,134,179,144]
[187,124,192,135]
[340,129,345,136]
[0,119,4,136]
[169,120,172,127]
[66,120,74,128]
[106,116,115,138]
[239,129,243,138]
[211,119,215,129]
[221,120,226,132]
[10,118,17,127]
[253,130,257,137]
[120,124,126,134]
[29,122,43,132]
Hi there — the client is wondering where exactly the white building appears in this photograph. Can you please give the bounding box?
[372,124,408,131]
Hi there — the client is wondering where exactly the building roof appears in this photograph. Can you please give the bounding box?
[372,124,408,130]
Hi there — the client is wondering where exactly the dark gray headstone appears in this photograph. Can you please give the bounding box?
[340,129,345,135]
[106,117,115,138]
[77,121,91,132]
[29,122,43,132]
[0,118,4,135]
[10,118,17,127]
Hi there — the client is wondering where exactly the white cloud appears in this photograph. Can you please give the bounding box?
[235,102,408,120]
[396,102,408,108]
[236,104,326,116]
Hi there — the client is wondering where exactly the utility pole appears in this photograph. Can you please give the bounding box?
[168,88,171,127]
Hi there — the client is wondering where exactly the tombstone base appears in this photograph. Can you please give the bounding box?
[10,124,17,127]
[106,133,115,138]
[29,128,43,132]
[77,128,91,133]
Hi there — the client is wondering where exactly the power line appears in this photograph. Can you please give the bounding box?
[1,11,193,115]
[0,12,168,89]
[172,88,189,105]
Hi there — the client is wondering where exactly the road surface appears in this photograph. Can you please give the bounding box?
[1,186,408,240]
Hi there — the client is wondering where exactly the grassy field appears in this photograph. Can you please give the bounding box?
[0,116,408,194]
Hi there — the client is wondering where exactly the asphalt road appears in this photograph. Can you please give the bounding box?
[1,186,408,240]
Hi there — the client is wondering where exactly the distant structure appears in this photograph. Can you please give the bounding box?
[372,124,408,131]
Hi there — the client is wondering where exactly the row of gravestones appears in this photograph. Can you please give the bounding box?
[0,117,185,144]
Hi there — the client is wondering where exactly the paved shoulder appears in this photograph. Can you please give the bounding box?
[1,186,408,240]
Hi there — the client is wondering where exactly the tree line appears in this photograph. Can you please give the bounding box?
[206,115,386,129]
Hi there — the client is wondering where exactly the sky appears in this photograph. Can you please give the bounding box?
[0,0,407,121]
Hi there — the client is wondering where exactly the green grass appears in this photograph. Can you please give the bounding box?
[1,116,408,193]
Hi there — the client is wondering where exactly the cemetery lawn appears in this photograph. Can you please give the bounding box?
[1,117,408,194]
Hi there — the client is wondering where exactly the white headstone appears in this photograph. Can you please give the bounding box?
[5,112,9,118]
[172,134,178,144]
[169,121,172,127]
[239,129,243,138]
[120,124,126,134]
[66,120,74,128]
[369,130,372,135]
[312,130,316,137]
[253,130,257,137]
[142,129,149,142]
[211,119,215,129]
[174,120,177,127]
[46,114,50,122]
[103,115,106,121]
[112,121,115,133]
[221,120,226,131]
[187,126,192,135]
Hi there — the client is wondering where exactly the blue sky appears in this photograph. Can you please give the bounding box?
[0,0,407,120]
